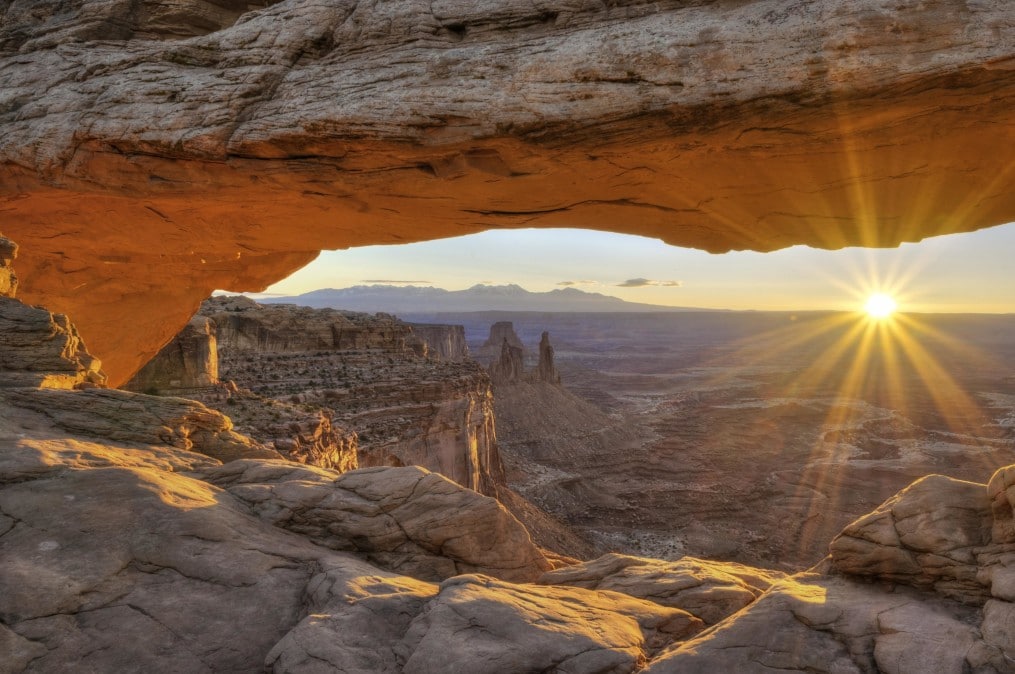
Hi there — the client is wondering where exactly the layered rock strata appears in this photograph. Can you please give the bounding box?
[0,234,106,390]
[199,297,505,495]
[406,323,470,362]
[125,315,218,393]
[489,337,525,384]
[203,461,551,582]
[123,304,360,471]
[538,330,562,385]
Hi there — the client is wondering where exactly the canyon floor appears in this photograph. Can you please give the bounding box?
[407,310,1015,571]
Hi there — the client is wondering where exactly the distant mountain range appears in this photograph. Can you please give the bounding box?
[258,284,713,314]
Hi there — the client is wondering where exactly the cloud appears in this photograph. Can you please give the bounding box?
[616,278,683,288]
[361,279,432,285]
[557,280,599,287]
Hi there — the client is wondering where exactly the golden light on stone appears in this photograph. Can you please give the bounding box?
[863,293,897,319]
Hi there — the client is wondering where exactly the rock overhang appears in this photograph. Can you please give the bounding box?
[0,0,1012,384]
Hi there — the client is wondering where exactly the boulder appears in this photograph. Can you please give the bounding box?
[829,474,993,603]
[203,462,551,582]
[540,552,786,625]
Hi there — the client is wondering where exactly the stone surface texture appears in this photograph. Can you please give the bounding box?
[203,461,551,582]
[830,473,998,604]
[198,296,506,495]
[125,314,218,393]
[538,330,562,385]
[406,323,470,362]
[0,235,17,298]
[539,552,786,625]
[1,0,1013,386]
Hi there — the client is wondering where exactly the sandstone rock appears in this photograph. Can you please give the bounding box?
[398,574,703,674]
[267,564,703,674]
[537,330,561,385]
[489,337,525,384]
[204,462,551,582]
[829,474,993,603]
[125,315,218,393]
[407,323,469,362]
[540,552,786,625]
[3,387,281,463]
[989,465,1015,544]
[643,574,1001,674]
[0,296,106,390]
[0,456,344,673]
[483,321,525,352]
[266,556,440,674]
[1,1,1012,384]
[981,599,1015,664]
[201,297,504,495]
[203,296,417,354]
[0,234,17,298]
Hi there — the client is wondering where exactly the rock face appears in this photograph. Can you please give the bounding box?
[489,337,525,385]
[198,297,505,495]
[831,469,1015,609]
[0,235,106,390]
[0,235,16,298]
[204,462,550,582]
[2,2,1011,384]
[537,330,561,385]
[4,387,281,463]
[484,321,525,352]
[540,553,786,626]
[407,323,469,362]
[125,315,218,393]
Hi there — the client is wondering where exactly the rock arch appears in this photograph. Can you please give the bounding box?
[1,0,1012,384]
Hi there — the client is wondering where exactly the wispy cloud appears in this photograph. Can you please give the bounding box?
[361,279,432,285]
[557,280,600,287]
[616,278,683,288]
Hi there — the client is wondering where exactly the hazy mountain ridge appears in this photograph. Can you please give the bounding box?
[260,284,715,314]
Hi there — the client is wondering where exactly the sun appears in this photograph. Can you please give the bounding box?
[864,293,897,319]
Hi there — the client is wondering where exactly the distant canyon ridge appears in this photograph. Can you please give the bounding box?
[0,0,1012,385]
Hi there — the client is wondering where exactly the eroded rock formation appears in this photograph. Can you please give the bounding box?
[538,330,562,385]
[0,234,107,390]
[196,297,505,495]
[0,236,17,298]
[2,1,1012,383]
[204,461,550,582]
[125,315,218,393]
[407,323,469,362]
[489,337,525,384]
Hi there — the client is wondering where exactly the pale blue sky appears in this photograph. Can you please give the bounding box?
[264,222,1015,313]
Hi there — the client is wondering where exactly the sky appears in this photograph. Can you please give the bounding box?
[261,222,1015,313]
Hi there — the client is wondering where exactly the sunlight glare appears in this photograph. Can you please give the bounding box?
[864,293,897,319]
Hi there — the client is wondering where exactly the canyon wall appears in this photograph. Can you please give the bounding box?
[0,0,1011,384]
[124,315,218,393]
[407,323,470,362]
[197,297,505,494]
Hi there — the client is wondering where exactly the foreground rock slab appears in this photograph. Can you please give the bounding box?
[540,552,786,625]
[204,461,551,582]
